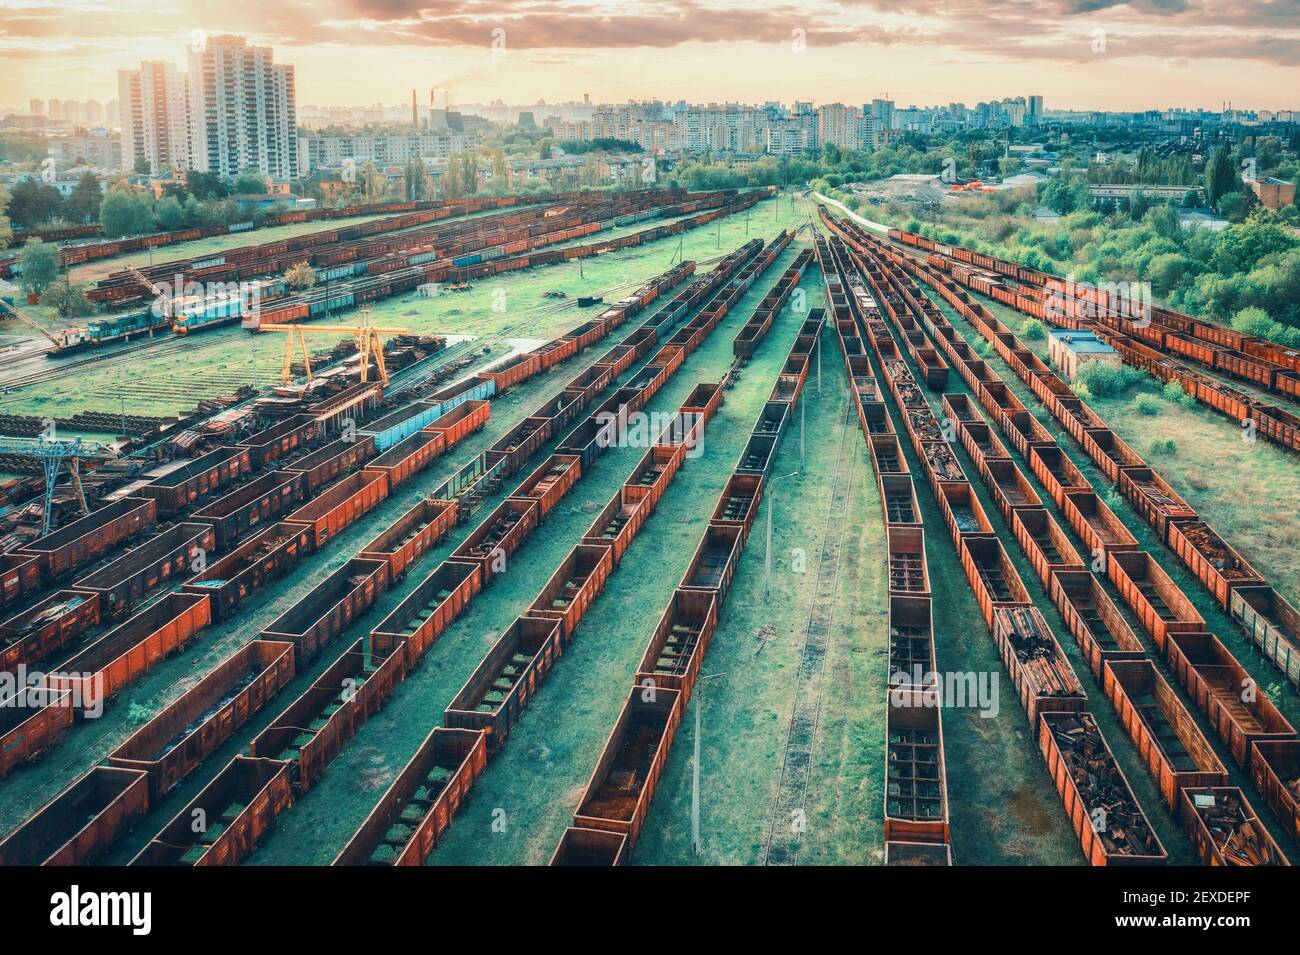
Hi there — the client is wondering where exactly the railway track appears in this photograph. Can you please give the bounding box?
[0,336,196,394]
[763,396,856,866]
[1,248,715,402]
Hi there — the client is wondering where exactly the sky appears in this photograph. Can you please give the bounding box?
[1,0,1297,112]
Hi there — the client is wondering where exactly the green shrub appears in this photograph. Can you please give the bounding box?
[1134,394,1161,416]
[1148,437,1178,455]
[1021,319,1047,341]
[1162,379,1195,407]
[1075,361,1142,398]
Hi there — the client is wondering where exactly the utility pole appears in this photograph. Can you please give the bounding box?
[692,694,702,854]
[800,396,806,471]
[764,490,774,602]
[691,671,726,857]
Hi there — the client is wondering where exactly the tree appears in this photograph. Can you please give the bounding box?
[133,156,151,175]
[0,130,47,163]
[0,185,12,245]
[284,261,317,290]
[1146,203,1182,242]
[1040,176,1089,215]
[1205,146,1238,210]
[356,161,386,201]
[1231,306,1275,338]
[7,177,63,228]
[155,195,185,231]
[98,187,154,237]
[64,172,103,223]
[442,157,464,199]
[1146,252,1193,295]
[1210,216,1297,273]
[1218,192,1249,222]
[186,171,229,200]
[1128,190,1150,221]
[538,138,552,160]
[41,278,90,319]
[490,150,509,193]
[18,240,59,295]
[233,170,268,195]
[404,160,425,201]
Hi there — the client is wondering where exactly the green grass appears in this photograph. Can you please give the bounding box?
[2,200,801,419]
[972,293,1300,608]
[902,278,1300,857]
[15,196,1272,866]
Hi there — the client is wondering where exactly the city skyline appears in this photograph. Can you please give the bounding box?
[2,1,1297,112]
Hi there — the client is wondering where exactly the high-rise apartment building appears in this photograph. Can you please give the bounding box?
[818,103,861,150]
[187,35,298,180]
[29,99,45,117]
[556,107,681,153]
[118,60,192,173]
[870,98,896,131]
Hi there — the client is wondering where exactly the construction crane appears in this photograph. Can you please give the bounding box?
[258,309,409,387]
[0,436,119,536]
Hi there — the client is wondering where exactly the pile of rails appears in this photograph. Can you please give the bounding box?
[889,228,1300,454]
[829,208,1298,866]
[552,301,823,865]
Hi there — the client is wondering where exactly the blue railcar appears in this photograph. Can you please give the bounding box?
[360,400,445,451]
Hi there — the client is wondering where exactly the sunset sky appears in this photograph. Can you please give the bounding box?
[2,0,1297,111]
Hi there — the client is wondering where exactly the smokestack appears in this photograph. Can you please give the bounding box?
[412,89,418,128]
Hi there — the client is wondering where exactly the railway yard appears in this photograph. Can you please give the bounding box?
[1,186,1298,869]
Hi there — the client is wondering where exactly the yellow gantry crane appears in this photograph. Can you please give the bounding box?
[258,309,409,387]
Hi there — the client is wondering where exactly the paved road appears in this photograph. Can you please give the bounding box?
[810,192,891,235]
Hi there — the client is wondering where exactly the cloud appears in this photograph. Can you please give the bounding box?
[0,0,1296,70]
